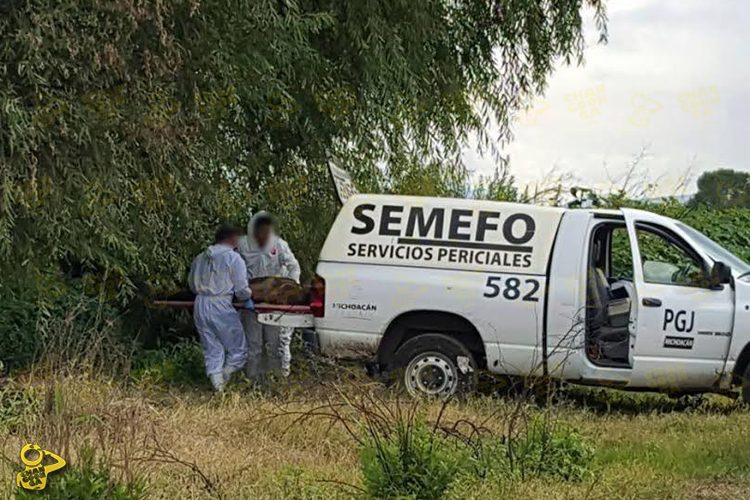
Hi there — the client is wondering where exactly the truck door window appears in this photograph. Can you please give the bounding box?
[635,225,708,287]
[610,227,633,280]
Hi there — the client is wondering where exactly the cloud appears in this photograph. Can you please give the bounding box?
[465,0,750,197]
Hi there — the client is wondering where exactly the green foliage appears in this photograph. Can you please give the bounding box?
[583,188,750,279]
[472,165,519,202]
[0,386,40,433]
[359,415,593,498]
[669,206,750,264]
[15,446,146,500]
[270,466,346,499]
[563,386,743,414]
[0,0,608,364]
[506,417,594,481]
[0,287,40,368]
[0,280,133,372]
[469,417,593,483]
[692,169,750,209]
[636,205,750,270]
[130,340,208,387]
[387,158,469,199]
[360,420,469,500]
[588,395,750,480]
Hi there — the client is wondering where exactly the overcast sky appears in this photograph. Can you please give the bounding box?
[463,0,750,197]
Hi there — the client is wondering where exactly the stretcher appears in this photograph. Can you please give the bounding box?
[152,301,314,328]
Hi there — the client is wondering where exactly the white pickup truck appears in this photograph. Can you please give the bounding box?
[262,194,750,402]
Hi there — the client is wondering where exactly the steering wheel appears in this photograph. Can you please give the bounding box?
[671,266,692,284]
[673,264,709,286]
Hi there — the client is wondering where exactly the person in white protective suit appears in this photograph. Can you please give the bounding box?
[238,211,301,380]
[189,226,255,391]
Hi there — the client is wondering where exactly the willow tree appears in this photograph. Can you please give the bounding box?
[0,0,606,358]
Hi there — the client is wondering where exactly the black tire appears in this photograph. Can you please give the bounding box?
[742,363,750,406]
[392,333,477,397]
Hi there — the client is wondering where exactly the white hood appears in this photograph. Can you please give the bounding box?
[245,211,278,251]
[238,211,301,282]
[204,243,234,259]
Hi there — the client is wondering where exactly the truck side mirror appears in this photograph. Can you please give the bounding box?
[709,261,732,288]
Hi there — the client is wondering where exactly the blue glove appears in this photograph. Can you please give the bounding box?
[244,298,255,311]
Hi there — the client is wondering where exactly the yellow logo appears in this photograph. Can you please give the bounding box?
[564,84,606,121]
[16,443,66,491]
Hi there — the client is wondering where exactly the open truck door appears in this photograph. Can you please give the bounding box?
[622,208,734,389]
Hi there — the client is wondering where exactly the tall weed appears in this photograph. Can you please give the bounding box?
[0,281,135,376]
[361,420,469,499]
[14,446,146,500]
[130,340,208,387]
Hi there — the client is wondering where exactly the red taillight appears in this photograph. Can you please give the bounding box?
[310,274,325,317]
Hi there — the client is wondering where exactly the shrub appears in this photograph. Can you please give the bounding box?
[0,280,134,375]
[15,447,146,500]
[471,416,592,483]
[0,386,40,433]
[358,416,593,498]
[360,420,469,500]
[271,466,344,499]
[507,417,594,481]
[130,340,208,387]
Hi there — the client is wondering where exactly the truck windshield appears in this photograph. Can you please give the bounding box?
[677,222,750,275]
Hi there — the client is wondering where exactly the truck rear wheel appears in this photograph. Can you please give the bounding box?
[742,363,750,406]
[393,334,477,397]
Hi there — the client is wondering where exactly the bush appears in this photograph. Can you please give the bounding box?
[360,420,469,500]
[130,340,208,387]
[0,386,41,433]
[507,417,594,481]
[358,417,593,498]
[0,279,134,374]
[464,417,593,485]
[15,447,146,500]
[271,466,344,499]
[0,286,47,368]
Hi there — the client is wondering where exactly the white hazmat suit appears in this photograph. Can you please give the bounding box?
[189,244,253,390]
[239,212,301,379]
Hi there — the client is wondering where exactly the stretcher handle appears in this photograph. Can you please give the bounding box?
[151,300,311,314]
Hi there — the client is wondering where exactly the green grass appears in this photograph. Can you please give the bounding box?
[595,415,750,479]
[2,355,749,499]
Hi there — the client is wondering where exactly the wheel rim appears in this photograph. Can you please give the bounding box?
[404,353,458,397]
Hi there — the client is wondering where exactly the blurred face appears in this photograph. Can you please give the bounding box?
[226,234,240,249]
[254,223,272,248]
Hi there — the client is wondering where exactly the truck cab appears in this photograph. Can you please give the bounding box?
[267,195,750,401]
[548,207,750,396]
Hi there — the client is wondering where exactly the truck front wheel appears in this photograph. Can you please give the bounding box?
[742,363,750,406]
[393,334,477,398]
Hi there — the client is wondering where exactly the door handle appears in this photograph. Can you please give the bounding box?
[642,297,662,307]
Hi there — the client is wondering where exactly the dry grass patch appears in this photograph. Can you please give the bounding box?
[1,368,749,499]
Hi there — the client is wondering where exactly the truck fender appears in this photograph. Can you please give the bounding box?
[377,310,487,370]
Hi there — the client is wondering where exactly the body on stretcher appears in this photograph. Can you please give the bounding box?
[151,301,314,328]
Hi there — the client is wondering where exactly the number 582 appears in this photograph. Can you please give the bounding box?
[483,276,541,302]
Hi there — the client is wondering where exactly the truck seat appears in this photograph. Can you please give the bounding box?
[588,267,631,362]
[589,269,630,325]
